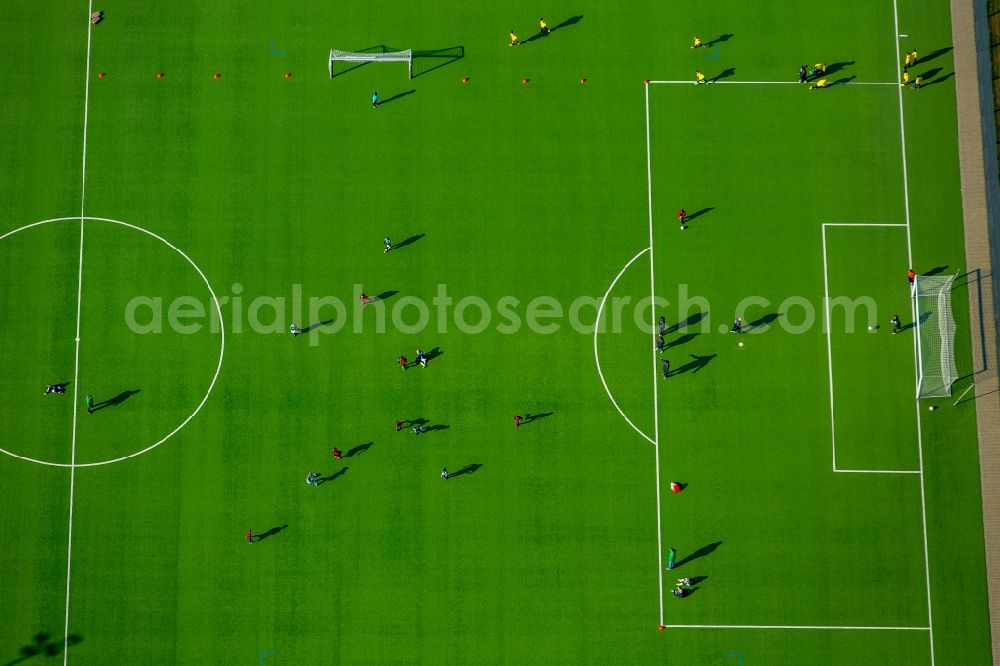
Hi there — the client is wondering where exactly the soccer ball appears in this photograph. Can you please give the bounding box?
[868,325,873,330]
[738,342,744,347]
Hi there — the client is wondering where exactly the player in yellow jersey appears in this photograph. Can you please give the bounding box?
[695,70,706,84]
[692,36,702,48]
[901,70,910,86]
[509,30,520,47]
[809,78,828,89]
[913,75,923,89]
[539,18,549,35]
[814,63,827,75]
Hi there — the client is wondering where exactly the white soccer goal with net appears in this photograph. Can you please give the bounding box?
[329,48,413,79]
[914,274,959,398]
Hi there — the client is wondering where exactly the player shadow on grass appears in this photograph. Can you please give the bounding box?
[664,332,698,350]
[255,525,287,542]
[674,541,722,569]
[375,290,398,302]
[450,463,482,478]
[302,319,334,333]
[393,233,425,251]
[684,207,714,224]
[91,389,140,413]
[824,61,855,77]
[830,76,856,86]
[703,34,733,49]
[379,90,416,106]
[317,468,349,485]
[671,353,717,376]
[914,46,953,66]
[346,442,374,457]
[709,67,735,83]
[8,632,83,664]
[424,347,443,363]
[423,424,450,433]
[665,311,708,335]
[522,411,553,425]
[900,311,932,333]
[747,312,782,332]
[917,67,943,82]
[920,72,954,88]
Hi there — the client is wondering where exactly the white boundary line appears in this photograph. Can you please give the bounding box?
[892,2,935,662]
[823,222,908,227]
[0,218,226,468]
[663,624,930,631]
[593,247,656,447]
[647,80,898,86]
[834,468,921,474]
[64,2,94,660]
[644,81,665,628]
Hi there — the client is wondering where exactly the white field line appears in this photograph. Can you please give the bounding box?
[647,80,898,86]
[644,81,665,628]
[593,247,655,447]
[822,222,907,227]
[64,2,94,660]
[663,624,930,631]
[834,468,921,474]
[822,226,838,470]
[893,0,934,661]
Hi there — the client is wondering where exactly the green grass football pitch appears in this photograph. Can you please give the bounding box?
[0,0,992,663]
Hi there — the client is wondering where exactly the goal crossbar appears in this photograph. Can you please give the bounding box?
[329,49,413,78]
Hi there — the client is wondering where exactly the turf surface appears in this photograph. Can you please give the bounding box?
[0,0,991,664]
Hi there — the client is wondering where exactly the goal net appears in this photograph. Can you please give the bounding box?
[914,274,959,398]
[329,48,413,79]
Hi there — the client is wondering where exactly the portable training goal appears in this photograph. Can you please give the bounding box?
[914,274,960,398]
[329,48,413,79]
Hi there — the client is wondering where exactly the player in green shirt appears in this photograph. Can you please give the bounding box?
[85,394,94,414]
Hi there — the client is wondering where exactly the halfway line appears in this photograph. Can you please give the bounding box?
[64,2,95,661]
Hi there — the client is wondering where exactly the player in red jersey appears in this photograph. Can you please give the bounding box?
[514,415,523,429]
[246,530,253,544]
[399,355,408,370]
[361,293,370,306]
[332,447,343,460]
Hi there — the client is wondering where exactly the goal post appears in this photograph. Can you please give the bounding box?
[914,274,959,398]
[329,48,413,79]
